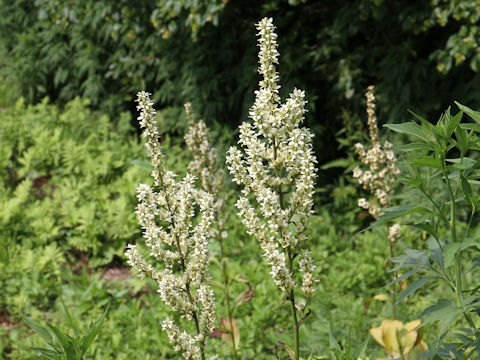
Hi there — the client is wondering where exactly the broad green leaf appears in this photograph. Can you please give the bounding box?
[409,156,443,170]
[395,142,433,152]
[395,276,437,304]
[22,314,53,343]
[455,101,480,124]
[384,122,429,142]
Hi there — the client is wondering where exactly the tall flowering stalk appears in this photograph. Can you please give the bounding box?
[353,85,401,318]
[126,92,218,360]
[226,18,317,360]
[184,102,239,360]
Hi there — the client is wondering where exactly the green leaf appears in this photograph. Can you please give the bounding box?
[61,299,80,338]
[46,323,73,356]
[455,101,480,124]
[362,205,431,231]
[81,298,111,354]
[384,122,429,142]
[409,156,443,169]
[419,299,462,334]
[460,123,480,132]
[444,239,480,268]
[395,143,433,152]
[455,127,469,156]
[395,276,437,304]
[443,243,461,268]
[445,110,462,138]
[385,268,422,287]
[461,174,475,211]
[22,314,53,343]
[320,158,350,170]
[31,347,60,359]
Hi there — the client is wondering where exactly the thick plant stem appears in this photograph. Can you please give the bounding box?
[287,248,300,360]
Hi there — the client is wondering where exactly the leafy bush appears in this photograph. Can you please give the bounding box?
[0,97,151,317]
[378,103,480,357]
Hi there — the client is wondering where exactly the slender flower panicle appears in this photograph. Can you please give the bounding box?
[126,92,217,360]
[226,17,318,302]
[227,19,317,358]
[184,103,227,232]
[184,102,224,197]
[353,85,400,219]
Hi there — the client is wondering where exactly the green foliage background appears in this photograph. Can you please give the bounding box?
[3,0,480,171]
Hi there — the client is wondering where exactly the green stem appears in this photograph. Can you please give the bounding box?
[443,168,476,330]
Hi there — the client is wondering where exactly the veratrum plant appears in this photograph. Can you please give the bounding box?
[126,92,218,360]
[184,103,243,359]
[353,85,402,319]
[379,102,480,358]
[226,18,318,360]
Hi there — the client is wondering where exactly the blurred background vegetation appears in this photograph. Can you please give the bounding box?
[1,0,480,358]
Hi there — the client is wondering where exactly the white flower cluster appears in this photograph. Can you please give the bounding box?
[184,103,227,236]
[388,223,401,243]
[353,85,400,219]
[126,91,217,360]
[226,18,317,300]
